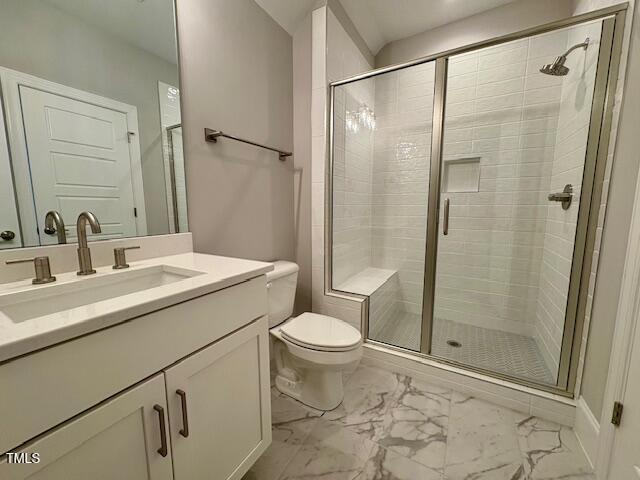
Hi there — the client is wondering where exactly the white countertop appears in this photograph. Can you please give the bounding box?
[0,253,273,363]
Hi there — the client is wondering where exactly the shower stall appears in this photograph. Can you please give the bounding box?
[326,6,626,395]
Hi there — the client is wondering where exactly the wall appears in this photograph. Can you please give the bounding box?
[370,62,434,318]
[293,14,313,313]
[176,0,294,263]
[535,22,601,379]
[376,0,573,68]
[433,33,569,340]
[312,1,569,331]
[310,6,373,328]
[575,0,640,420]
[0,0,177,235]
[332,79,375,287]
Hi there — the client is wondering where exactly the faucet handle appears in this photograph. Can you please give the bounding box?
[6,256,56,285]
[113,246,140,269]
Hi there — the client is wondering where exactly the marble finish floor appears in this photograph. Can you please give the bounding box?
[373,313,554,384]
[244,364,592,480]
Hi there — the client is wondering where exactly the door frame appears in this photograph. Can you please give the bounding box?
[0,94,22,249]
[0,67,147,246]
[324,3,629,397]
[595,144,640,477]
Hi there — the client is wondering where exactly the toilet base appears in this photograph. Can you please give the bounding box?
[270,321,362,411]
[275,368,344,411]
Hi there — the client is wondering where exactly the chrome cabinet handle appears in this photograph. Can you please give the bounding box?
[0,230,15,241]
[443,198,450,236]
[153,404,168,457]
[176,389,190,438]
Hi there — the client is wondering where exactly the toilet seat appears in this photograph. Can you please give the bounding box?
[280,313,361,352]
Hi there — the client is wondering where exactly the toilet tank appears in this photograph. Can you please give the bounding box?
[266,261,299,328]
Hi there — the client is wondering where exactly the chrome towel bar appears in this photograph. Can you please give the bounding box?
[204,128,292,160]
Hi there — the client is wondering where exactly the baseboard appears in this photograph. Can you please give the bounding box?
[574,396,600,469]
[362,343,577,426]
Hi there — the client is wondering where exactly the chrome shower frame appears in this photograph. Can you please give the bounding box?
[324,3,628,397]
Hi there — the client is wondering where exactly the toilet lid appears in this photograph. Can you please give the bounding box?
[280,313,362,352]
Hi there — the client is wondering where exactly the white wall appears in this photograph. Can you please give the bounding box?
[535,21,601,379]
[433,32,571,339]
[293,14,313,314]
[376,0,573,68]
[310,6,373,328]
[370,62,434,317]
[331,77,375,287]
[574,0,639,420]
[176,0,294,263]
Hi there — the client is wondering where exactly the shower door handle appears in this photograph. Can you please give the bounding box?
[443,198,450,236]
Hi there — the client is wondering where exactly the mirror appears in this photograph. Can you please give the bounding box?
[0,0,186,250]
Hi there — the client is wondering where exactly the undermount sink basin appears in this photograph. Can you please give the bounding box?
[0,265,204,324]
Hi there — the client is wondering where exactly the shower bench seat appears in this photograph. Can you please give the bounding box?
[336,267,399,338]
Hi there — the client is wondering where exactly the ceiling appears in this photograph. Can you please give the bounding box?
[254,0,318,35]
[339,0,520,54]
[255,0,522,54]
[42,0,178,64]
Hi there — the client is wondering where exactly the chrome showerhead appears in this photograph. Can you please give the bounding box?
[540,37,590,76]
[540,56,570,76]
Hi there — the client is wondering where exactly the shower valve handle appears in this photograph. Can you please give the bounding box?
[548,184,573,210]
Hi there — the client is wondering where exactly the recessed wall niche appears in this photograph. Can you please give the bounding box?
[442,157,481,193]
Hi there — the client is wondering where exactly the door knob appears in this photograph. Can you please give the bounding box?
[0,230,15,241]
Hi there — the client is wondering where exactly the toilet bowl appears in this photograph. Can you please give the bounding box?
[267,261,362,411]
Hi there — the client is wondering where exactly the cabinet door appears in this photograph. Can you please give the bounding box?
[165,316,272,480]
[0,374,173,480]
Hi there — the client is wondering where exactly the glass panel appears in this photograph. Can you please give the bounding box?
[431,20,604,384]
[332,61,436,351]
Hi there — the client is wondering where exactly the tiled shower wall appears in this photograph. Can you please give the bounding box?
[535,22,602,377]
[434,30,569,336]
[315,9,610,388]
[370,63,434,317]
[331,81,374,287]
[311,6,373,329]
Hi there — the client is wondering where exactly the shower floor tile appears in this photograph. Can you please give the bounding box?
[372,312,554,384]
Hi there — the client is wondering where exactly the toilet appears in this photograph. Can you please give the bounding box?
[267,261,362,411]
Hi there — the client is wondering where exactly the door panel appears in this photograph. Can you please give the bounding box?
[19,85,138,244]
[427,21,605,386]
[607,315,640,479]
[331,60,437,352]
[0,374,173,480]
[165,317,271,480]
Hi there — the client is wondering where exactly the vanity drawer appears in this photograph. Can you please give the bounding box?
[0,275,267,455]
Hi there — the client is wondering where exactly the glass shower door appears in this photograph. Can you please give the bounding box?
[331,61,436,352]
[427,19,609,385]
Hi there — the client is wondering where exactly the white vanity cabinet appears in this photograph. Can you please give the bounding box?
[1,318,271,480]
[0,265,273,480]
[165,318,271,480]
[1,374,174,480]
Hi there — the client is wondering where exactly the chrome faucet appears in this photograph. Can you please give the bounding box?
[76,212,101,275]
[44,210,67,244]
